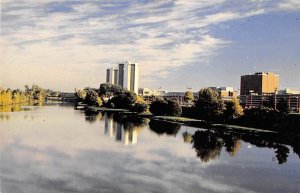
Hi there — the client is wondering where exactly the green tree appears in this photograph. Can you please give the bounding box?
[75,89,87,102]
[195,88,225,121]
[84,89,102,106]
[110,91,137,109]
[184,91,194,106]
[99,83,124,98]
[166,100,182,116]
[223,97,244,122]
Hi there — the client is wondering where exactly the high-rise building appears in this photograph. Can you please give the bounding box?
[106,61,139,94]
[106,67,118,84]
[123,61,139,94]
[240,72,279,95]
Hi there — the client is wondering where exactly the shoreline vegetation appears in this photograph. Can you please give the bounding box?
[75,83,300,135]
[0,84,61,112]
[1,83,299,134]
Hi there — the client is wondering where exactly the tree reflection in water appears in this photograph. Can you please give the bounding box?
[275,145,290,164]
[292,139,300,159]
[84,110,103,123]
[223,134,241,157]
[149,120,181,136]
[191,128,299,164]
[192,130,223,163]
[182,131,193,143]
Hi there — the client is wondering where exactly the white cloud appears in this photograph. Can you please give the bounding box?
[278,0,300,10]
[0,0,294,90]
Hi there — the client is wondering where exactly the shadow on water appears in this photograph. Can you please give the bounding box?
[191,128,300,164]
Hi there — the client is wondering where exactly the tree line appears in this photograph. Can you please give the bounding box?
[76,83,298,132]
[0,84,61,106]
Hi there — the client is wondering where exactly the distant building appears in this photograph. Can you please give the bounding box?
[106,61,140,94]
[278,88,300,95]
[61,92,76,102]
[209,87,237,99]
[240,72,279,95]
[138,88,165,96]
[106,67,118,84]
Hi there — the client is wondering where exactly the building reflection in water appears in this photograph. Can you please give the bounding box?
[104,113,145,145]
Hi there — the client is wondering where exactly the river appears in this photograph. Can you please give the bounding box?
[0,102,299,193]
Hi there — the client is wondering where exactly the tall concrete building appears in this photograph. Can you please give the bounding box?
[240,72,279,95]
[106,61,139,94]
[123,61,139,94]
[106,68,118,85]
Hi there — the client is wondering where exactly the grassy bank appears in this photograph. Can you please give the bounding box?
[152,116,203,123]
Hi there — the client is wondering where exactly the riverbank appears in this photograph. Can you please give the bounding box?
[76,104,300,135]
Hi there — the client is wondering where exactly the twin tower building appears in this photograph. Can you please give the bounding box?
[106,61,140,94]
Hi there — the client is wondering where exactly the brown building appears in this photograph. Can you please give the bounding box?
[240,72,279,95]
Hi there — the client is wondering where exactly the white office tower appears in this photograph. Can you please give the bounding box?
[118,61,139,94]
[106,67,118,84]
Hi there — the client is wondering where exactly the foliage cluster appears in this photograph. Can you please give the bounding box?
[194,88,225,121]
[0,84,50,106]
[76,88,103,107]
[77,83,149,113]
[183,91,194,106]
[149,98,182,116]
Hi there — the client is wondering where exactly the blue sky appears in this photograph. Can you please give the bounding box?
[1,0,299,92]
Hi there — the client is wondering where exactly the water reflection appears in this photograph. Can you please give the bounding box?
[0,104,33,113]
[104,113,148,145]
[182,131,193,143]
[191,129,300,164]
[192,130,223,163]
[84,110,103,123]
[274,145,289,164]
[1,105,300,193]
[149,120,181,136]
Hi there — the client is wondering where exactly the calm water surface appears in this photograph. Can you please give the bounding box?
[1,103,300,193]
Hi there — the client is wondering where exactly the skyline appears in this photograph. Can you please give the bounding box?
[1,0,300,92]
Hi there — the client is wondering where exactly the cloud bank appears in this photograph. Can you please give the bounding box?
[1,0,299,91]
